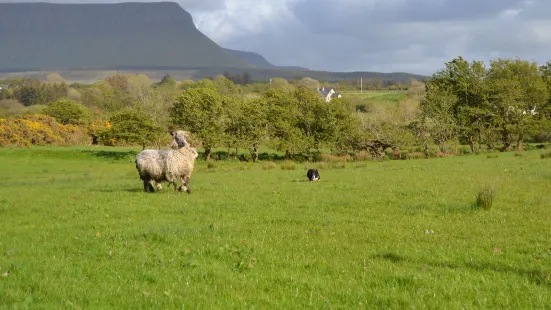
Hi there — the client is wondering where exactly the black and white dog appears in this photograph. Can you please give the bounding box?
[306,169,320,182]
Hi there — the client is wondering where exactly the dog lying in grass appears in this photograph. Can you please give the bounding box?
[306,169,320,182]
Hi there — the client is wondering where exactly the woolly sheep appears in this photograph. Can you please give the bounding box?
[135,130,198,193]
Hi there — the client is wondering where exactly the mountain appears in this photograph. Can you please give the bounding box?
[0,2,427,83]
[0,2,252,71]
[223,48,309,71]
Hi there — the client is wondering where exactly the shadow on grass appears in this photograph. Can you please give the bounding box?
[372,252,550,286]
[95,188,145,193]
[81,150,138,161]
[401,203,481,215]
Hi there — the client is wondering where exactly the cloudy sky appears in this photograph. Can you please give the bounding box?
[5,0,551,75]
[181,0,551,75]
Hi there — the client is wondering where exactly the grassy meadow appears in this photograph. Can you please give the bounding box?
[343,90,408,103]
[0,146,550,308]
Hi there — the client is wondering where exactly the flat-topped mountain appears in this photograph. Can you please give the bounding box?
[0,2,251,71]
[0,2,427,83]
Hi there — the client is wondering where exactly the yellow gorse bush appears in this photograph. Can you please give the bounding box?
[0,114,91,147]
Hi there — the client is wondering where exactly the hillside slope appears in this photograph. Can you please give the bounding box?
[223,48,309,71]
[0,2,252,71]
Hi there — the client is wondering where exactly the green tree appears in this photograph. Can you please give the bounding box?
[106,109,162,150]
[170,88,225,160]
[180,80,196,90]
[221,95,242,158]
[421,82,458,153]
[236,97,268,162]
[430,57,488,152]
[213,75,237,95]
[328,98,365,155]
[294,87,338,154]
[486,58,549,150]
[195,79,216,90]
[43,99,91,125]
[155,74,176,88]
[269,78,294,91]
[264,88,303,158]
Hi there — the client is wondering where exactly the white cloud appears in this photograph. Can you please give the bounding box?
[182,0,551,75]
[187,0,299,43]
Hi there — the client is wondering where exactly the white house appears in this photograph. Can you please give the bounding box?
[317,87,342,102]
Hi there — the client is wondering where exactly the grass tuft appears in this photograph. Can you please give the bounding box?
[475,186,495,210]
[261,161,277,170]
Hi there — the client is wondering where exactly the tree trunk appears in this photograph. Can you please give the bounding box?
[516,133,524,151]
[142,142,146,150]
[422,131,429,159]
[468,135,475,153]
[502,130,511,151]
[251,143,259,163]
[235,147,239,160]
[285,150,291,160]
[392,146,400,160]
[205,148,211,161]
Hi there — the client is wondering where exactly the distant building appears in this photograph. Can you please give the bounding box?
[317,87,342,102]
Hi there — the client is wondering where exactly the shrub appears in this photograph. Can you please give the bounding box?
[0,114,90,147]
[541,151,551,159]
[43,99,91,125]
[0,118,32,147]
[103,109,163,149]
[458,146,472,155]
[280,161,296,170]
[353,151,371,161]
[87,120,111,145]
[262,161,277,170]
[406,152,425,160]
[475,186,495,210]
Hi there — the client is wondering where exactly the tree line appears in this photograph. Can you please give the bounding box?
[1,57,550,160]
[416,57,551,155]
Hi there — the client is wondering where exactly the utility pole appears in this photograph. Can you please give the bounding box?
[360,77,363,93]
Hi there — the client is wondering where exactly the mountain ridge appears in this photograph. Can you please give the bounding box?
[0,2,252,71]
[222,48,309,71]
[0,2,427,82]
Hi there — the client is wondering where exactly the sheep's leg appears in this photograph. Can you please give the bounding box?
[170,181,178,192]
[143,181,149,192]
[178,176,191,194]
[155,182,163,191]
[143,180,155,192]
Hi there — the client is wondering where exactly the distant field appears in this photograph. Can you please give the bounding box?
[0,146,550,308]
[0,68,426,84]
[342,90,408,103]
[0,70,200,84]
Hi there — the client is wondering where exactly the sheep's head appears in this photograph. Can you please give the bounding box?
[189,147,199,159]
[169,130,189,149]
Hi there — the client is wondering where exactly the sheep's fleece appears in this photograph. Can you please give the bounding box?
[135,130,198,192]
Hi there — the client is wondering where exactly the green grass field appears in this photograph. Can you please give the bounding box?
[0,146,550,308]
[343,91,408,103]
